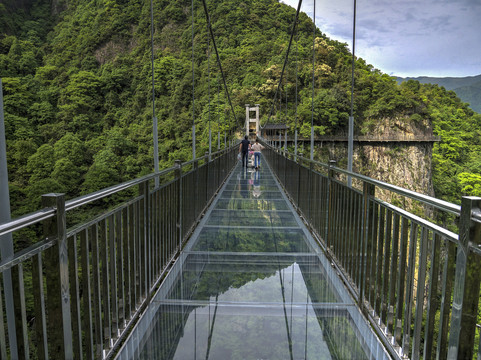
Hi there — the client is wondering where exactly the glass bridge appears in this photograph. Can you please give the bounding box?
[2,144,480,359]
[116,156,390,359]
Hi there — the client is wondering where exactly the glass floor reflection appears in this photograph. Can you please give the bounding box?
[116,156,390,360]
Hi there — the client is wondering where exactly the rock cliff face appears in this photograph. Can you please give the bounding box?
[316,115,435,206]
[50,0,67,16]
[356,142,434,197]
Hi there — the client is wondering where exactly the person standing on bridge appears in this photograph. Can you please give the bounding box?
[239,135,251,168]
[251,139,264,170]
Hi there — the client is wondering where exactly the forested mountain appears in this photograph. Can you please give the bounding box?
[1,0,480,217]
[397,74,481,113]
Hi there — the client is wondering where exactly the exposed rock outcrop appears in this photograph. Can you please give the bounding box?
[315,115,435,208]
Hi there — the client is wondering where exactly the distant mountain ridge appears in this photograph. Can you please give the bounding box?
[396,74,481,113]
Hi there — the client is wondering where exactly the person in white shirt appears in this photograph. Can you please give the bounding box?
[251,139,264,170]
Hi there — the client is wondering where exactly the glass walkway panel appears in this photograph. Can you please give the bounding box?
[116,156,390,359]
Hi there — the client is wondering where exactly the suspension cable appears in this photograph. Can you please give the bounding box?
[208,16,212,156]
[348,0,357,187]
[200,0,237,131]
[150,0,159,186]
[264,0,303,130]
[217,73,221,149]
[310,0,316,160]
[350,0,357,120]
[284,77,287,153]
[294,18,299,158]
[192,0,196,159]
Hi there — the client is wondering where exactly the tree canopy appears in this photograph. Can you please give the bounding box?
[1,0,480,216]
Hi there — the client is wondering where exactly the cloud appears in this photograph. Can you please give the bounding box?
[283,0,481,77]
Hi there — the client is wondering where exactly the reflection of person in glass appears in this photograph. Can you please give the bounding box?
[239,169,249,198]
[252,169,261,198]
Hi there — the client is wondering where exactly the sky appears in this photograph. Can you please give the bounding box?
[281,0,481,78]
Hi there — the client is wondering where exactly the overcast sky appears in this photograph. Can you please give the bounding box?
[281,0,481,78]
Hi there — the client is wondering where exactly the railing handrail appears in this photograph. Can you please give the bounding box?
[332,164,461,215]
[0,146,233,238]
[262,142,481,360]
[0,207,56,238]
[0,143,239,360]
[263,140,461,216]
[65,166,175,211]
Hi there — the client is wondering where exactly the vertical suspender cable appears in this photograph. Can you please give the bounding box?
[217,75,221,149]
[201,0,237,131]
[347,0,357,187]
[223,82,226,148]
[278,95,282,148]
[150,0,159,187]
[264,0,303,130]
[285,80,288,153]
[310,0,316,161]
[207,18,212,159]
[0,78,18,359]
[192,0,196,160]
[294,20,299,161]
[224,87,227,148]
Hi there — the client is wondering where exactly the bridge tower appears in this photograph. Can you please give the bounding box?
[245,104,260,138]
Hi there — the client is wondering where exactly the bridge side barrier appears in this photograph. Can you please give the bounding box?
[0,145,237,359]
[261,138,481,360]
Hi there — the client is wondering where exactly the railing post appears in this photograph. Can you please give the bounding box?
[296,155,301,208]
[175,160,183,250]
[138,180,151,299]
[193,157,199,224]
[359,181,375,317]
[326,160,336,247]
[447,196,481,359]
[307,161,313,224]
[294,129,298,162]
[205,152,210,204]
[42,193,73,359]
[0,77,19,359]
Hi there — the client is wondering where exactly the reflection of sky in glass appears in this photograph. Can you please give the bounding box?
[173,304,335,360]
[166,258,341,304]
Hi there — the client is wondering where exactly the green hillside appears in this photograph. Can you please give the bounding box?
[1,0,481,217]
[454,82,481,113]
[397,75,481,113]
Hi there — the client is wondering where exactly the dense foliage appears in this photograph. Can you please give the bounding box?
[1,0,480,217]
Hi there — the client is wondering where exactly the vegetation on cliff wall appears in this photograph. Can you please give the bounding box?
[1,0,480,217]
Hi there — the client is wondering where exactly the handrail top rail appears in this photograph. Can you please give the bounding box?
[65,166,175,211]
[179,146,230,167]
[0,145,235,237]
[260,138,462,216]
[0,208,56,238]
[0,168,175,237]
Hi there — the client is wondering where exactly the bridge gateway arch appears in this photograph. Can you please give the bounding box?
[245,104,260,138]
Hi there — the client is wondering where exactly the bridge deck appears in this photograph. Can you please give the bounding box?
[116,156,390,359]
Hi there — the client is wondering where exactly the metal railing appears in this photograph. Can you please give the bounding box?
[0,146,237,359]
[263,140,481,360]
